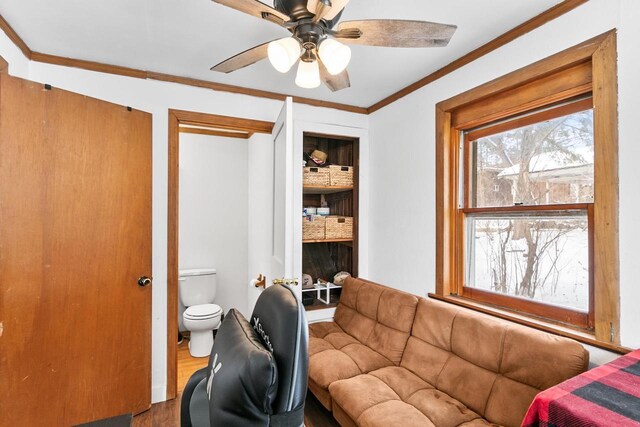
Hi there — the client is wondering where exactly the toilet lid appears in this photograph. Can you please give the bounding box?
[184,304,223,319]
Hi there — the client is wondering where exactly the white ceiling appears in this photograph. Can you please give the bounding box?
[0,0,562,107]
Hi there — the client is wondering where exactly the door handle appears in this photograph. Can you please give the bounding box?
[137,276,152,287]
[272,278,299,286]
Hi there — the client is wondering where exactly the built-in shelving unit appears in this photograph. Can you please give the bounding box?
[301,133,359,310]
[303,238,353,244]
[303,185,353,195]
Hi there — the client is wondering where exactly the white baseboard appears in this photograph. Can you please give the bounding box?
[306,307,336,323]
[152,384,167,404]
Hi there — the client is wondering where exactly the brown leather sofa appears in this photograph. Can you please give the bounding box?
[308,277,589,427]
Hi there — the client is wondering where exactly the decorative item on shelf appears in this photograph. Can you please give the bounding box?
[306,150,329,167]
[302,274,314,289]
[326,216,353,239]
[303,166,330,186]
[316,207,330,216]
[303,215,326,240]
[303,207,317,216]
[333,271,351,285]
[329,165,353,187]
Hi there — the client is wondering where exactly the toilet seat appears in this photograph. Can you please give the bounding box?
[184,303,223,320]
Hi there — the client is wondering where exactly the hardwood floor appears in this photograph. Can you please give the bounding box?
[177,336,209,393]
[304,393,341,427]
[133,334,339,426]
[133,392,338,427]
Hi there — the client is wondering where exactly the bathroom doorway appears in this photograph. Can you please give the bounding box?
[166,110,274,399]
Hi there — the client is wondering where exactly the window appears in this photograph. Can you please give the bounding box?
[435,32,619,346]
[461,99,594,327]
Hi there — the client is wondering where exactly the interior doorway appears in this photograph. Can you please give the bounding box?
[166,110,274,399]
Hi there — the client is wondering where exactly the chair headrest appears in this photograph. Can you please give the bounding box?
[251,284,309,418]
[206,309,278,426]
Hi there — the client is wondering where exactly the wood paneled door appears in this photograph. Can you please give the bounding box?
[0,73,152,426]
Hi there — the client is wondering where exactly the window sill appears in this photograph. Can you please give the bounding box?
[428,293,631,355]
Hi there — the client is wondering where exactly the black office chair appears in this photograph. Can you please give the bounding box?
[181,283,309,427]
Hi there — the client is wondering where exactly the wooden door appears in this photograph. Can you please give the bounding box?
[270,98,298,295]
[0,74,152,426]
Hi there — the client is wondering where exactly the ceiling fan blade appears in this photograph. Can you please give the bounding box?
[307,0,349,22]
[336,20,457,47]
[211,40,274,73]
[212,0,290,25]
[319,59,350,92]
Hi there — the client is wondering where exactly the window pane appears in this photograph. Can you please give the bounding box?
[470,109,594,208]
[466,213,589,312]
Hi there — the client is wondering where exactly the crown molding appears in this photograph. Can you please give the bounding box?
[367,0,589,113]
[0,13,31,58]
[0,0,588,116]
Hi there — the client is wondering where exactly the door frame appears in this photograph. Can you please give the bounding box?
[167,109,274,399]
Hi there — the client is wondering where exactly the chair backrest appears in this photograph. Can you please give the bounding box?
[205,308,278,427]
[251,283,309,426]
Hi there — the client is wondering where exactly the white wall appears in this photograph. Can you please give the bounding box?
[0,29,369,402]
[616,0,640,351]
[178,133,249,326]
[368,0,640,348]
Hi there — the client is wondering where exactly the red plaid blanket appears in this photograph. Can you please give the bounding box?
[522,349,640,427]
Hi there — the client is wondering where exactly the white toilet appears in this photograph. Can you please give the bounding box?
[179,268,223,357]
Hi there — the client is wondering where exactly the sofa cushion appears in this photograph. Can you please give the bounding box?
[357,400,435,427]
[329,374,400,421]
[307,278,420,410]
[308,349,361,389]
[399,298,589,427]
[369,366,432,400]
[309,336,335,356]
[309,321,344,339]
[308,325,394,392]
[334,278,419,364]
[329,369,486,427]
[340,343,394,373]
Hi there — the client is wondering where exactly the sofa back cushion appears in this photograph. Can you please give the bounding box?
[401,298,589,427]
[334,278,418,364]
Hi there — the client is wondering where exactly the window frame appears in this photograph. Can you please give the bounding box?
[459,98,595,329]
[435,31,620,347]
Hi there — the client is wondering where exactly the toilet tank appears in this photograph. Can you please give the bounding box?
[178,268,217,307]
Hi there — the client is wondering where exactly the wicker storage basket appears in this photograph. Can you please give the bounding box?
[329,165,353,187]
[303,216,326,240]
[325,216,353,240]
[303,167,330,186]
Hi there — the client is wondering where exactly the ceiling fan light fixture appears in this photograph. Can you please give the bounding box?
[318,38,351,75]
[295,59,321,89]
[268,37,301,73]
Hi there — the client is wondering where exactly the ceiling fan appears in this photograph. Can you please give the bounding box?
[210,0,457,91]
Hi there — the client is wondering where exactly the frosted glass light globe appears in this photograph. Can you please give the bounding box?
[268,37,301,73]
[295,60,321,89]
[318,39,351,75]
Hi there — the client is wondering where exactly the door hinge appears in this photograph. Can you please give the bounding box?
[610,322,615,343]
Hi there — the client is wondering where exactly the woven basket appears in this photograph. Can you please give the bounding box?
[303,167,330,186]
[325,216,353,240]
[329,165,353,187]
[303,216,326,240]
